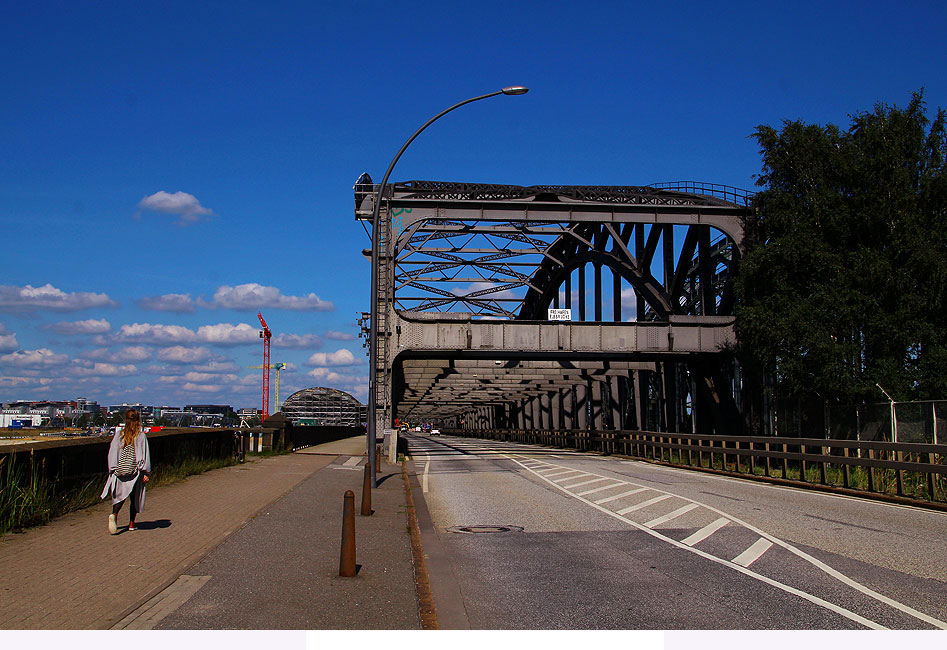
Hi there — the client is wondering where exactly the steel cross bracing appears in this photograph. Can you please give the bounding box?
[356,178,752,435]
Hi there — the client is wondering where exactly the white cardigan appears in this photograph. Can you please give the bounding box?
[100,429,152,508]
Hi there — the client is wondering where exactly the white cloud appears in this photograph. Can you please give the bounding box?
[118,323,196,344]
[451,282,518,300]
[0,283,117,312]
[307,368,347,382]
[46,318,111,335]
[71,362,138,377]
[195,323,258,345]
[84,346,152,363]
[193,360,240,373]
[137,293,196,313]
[0,376,53,388]
[273,333,323,349]
[0,324,17,352]
[116,322,257,346]
[307,349,357,367]
[181,382,225,393]
[157,346,216,363]
[0,348,69,368]
[201,283,334,311]
[137,191,213,225]
[324,330,356,341]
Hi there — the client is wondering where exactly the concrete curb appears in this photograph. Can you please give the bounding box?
[404,457,471,630]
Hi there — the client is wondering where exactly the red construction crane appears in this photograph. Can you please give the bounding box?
[258,311,272,420]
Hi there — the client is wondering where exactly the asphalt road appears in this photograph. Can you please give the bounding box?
[406,433,947,630]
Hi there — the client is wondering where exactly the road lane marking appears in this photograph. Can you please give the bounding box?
[644,503,699,529]
[561,477,611,490]
[422,460,430,493]
[507,455,887,629]
[342,457,361,467]
[576,482,626,497]
[617,494,673,515]
[542,469,583,478]
[553,473,591,483]
[417,437,947,629]
[733,538,774,567]
[681,517,730,547]
[594,488,648,505]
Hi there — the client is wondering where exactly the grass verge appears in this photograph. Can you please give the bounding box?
[0,450,288,537]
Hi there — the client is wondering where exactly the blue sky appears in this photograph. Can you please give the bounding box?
[1,0,945,410]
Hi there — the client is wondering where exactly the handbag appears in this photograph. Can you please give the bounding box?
[116,441,137,478]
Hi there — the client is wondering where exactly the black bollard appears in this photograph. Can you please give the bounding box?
[339,490,356,577]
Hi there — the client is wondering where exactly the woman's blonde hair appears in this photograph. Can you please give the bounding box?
[121,409,141,446]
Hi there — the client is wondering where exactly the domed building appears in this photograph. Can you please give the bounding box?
[280,386,367,427]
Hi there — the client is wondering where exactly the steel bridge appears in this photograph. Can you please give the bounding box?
[356,178,752,436]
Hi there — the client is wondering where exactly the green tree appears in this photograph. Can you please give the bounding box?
[736,91,947,404]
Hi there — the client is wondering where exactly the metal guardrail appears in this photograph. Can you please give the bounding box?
[448,429,947,506]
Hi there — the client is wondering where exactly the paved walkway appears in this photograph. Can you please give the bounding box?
[0,436,421,630]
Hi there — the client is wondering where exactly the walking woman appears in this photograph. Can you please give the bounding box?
[101,409,151,534]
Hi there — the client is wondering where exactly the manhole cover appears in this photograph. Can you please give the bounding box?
[447,525,523,534]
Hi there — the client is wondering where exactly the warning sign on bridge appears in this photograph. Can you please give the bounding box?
[547,308,572,321]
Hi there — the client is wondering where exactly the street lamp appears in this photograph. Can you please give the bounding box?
[367,86,529,484]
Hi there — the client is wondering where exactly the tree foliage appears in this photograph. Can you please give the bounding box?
[736,91,947,402]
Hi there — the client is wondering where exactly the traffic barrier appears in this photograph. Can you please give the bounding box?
[339,490,356,577]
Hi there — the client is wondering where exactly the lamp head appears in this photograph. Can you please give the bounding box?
[501,86,529,95]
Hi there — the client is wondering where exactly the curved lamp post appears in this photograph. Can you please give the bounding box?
[368,86,529,484]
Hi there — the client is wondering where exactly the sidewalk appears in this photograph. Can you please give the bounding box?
[0,436,421,630]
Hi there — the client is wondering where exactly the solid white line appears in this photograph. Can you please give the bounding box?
[733,538,774,567]
[594,488,648,505]
[422,460,430,493]
[553,473,591,483]
[342,457,361,467]
[576,482,626,497]
[617,494,673,515]
[644,503,699,529]
[681,517,730,547]
[561,477,612,490]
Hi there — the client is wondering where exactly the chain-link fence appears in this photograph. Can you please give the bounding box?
[770,398,944,442]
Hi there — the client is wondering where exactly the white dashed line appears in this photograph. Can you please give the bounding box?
[733,538,774,567]
[594,488,648,505]
[561,477,612,490]
[552,473,589,483]
[576,482,626,497]
[681,517,730,547]
[617,494,673,515]
[644,503,699,529]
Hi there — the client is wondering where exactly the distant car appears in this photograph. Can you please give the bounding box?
[430,429,440,436]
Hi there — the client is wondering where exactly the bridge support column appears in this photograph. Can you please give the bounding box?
[540,393,552,429]
[609,376,622,430]
[636,370,649,431]
[576,383,589,430]
[552,390,563,429]
[562,388,575,429]
[591,380,604,430]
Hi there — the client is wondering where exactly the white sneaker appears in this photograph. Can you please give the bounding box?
[108,513,118,535]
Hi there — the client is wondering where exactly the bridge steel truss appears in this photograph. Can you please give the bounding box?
[356,179,752,436]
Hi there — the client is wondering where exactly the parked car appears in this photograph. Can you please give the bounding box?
[430,428,440,436]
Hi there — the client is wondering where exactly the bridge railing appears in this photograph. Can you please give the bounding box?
[445,428,947,508]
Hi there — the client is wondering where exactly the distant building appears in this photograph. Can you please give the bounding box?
[185,404,233,416]
[281,387,366,427]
